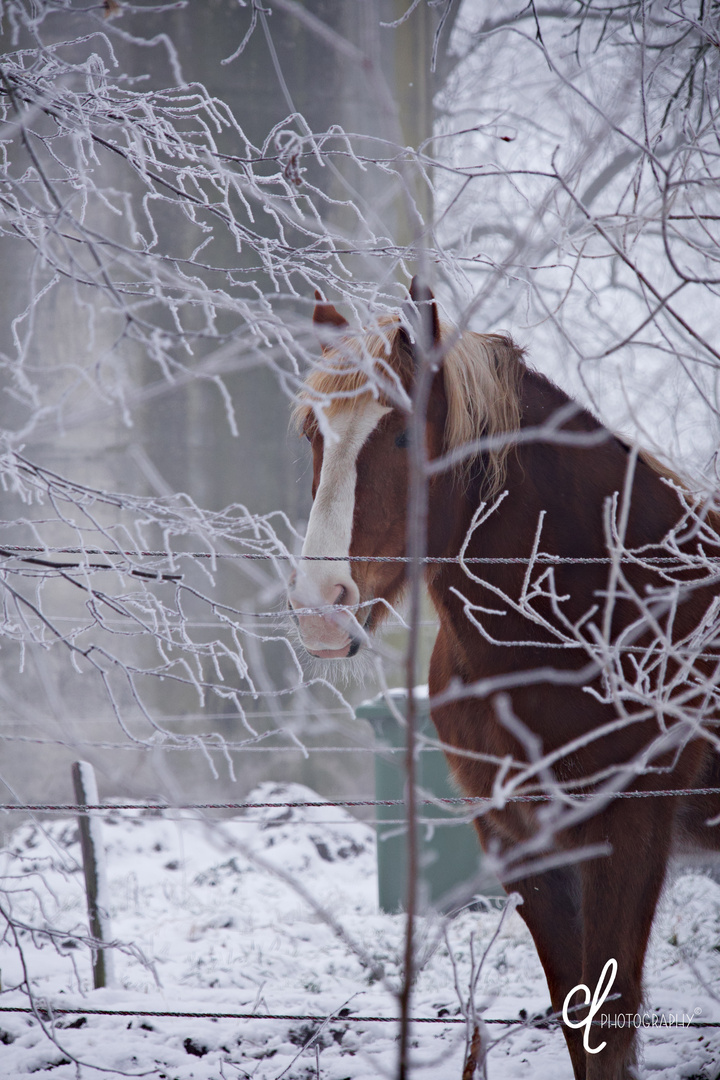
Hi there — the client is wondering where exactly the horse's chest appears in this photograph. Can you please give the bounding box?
[430,698,521,792]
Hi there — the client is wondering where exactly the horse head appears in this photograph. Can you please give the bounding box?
[287,279,521,658]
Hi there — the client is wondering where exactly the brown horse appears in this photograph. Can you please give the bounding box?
[288,280,720,1080]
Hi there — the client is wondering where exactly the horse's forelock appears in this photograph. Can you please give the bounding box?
[291,316,410,432]
[293,318,524,494]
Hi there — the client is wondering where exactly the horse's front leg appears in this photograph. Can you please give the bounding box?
[579,799,674,1080]
[475,821,586,1079]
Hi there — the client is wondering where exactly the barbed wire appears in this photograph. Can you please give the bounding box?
[2,544,719,566]
[4,787,720,814]
[0,735,390,752]
[0,1004,716,1028]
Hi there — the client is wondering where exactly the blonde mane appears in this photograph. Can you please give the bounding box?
[292,317,524,495]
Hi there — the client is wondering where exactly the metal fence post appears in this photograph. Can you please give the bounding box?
[71,760,114,989]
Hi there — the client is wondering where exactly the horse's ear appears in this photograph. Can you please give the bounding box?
[409,276,441,346]
[313,290,348,329]
[400,277,441,364]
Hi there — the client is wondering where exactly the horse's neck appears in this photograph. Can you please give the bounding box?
[424,368,693,672]
[428,369,612,561]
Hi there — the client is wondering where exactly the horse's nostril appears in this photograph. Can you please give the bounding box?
[334,585,347,606]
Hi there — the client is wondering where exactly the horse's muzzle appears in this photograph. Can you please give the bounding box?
[287,591,367,659]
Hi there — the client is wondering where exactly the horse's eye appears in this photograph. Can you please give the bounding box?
[395,431,409,449]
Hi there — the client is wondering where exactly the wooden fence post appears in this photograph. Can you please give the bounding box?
[71,761,114,989]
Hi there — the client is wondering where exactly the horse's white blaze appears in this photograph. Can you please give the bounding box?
[291,401,389,656]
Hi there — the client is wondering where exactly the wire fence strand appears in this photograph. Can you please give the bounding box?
[3,545,719,566]
[0,1004,716,1028]
[4,787,720,814]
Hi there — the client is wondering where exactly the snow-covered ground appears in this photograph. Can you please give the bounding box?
[1,782,719,1079]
